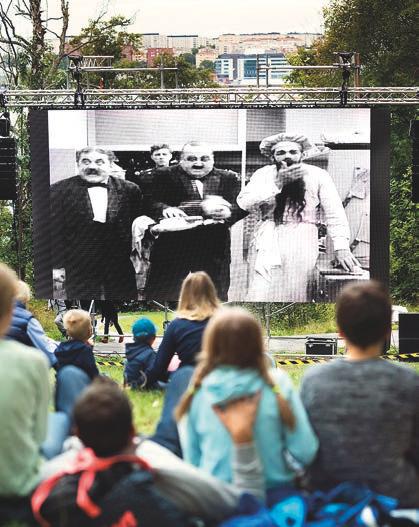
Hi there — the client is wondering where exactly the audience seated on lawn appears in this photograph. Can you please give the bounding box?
[176,307,318,492]
[0,263,51,500]
[124,317,160,389]
[6,279,57,368]
[37,377,266,525]
[145,271,220,387]
[54,308,99,380]
[301,280,419,507]
[0,263,71,523]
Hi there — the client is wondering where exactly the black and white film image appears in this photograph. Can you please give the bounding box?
[42,108,371,302]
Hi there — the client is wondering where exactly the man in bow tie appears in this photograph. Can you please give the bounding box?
[146,142,247,301]
[50,147,143,300]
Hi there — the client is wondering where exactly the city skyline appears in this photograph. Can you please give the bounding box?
[14,0,328,39]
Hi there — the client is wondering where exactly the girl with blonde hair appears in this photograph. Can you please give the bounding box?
[145,271,220,387]
[176,307,318,491]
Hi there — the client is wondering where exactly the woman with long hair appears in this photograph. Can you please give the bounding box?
[176,307,318,491]
[145,271,220,387]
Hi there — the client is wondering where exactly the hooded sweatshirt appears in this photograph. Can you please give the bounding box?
[124,341,156,387]
[54,340,99,380]
[180,366,318,490]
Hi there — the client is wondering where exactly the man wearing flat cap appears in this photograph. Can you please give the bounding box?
[237,133,358,302]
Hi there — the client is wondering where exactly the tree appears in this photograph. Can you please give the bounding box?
[0,0,69,88]
[0,7,141,279]
[67,15,142,62]
[150,52,218,88]
[180,52,196,66]
[287,0,417,88]
[286,0,418,302]
[199,60,215,71]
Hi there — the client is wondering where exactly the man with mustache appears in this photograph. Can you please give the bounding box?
[50,147,142,300]
[146,142,246,301]
[237,133,358,302]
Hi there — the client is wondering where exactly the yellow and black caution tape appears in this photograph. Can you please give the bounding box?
[386,352,419,361]
[272,352,419,366]
[94,354,125,368]
[94,352,419,369]
[273,357,330,366]
[96,360,124,367]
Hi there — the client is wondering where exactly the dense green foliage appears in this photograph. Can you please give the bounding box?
[68,16,143,61]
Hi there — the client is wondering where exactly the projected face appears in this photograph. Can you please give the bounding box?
[272,141,302,167]
[180,144,214,179]
[151,148,172,168]
[77,150,112,183]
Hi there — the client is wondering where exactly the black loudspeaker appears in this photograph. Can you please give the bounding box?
[0,137,17,200]
[410,120,418,203]
[305,337,338,355]
[399,313,419,354]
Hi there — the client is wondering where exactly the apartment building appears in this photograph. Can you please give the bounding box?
[214,53,289,86]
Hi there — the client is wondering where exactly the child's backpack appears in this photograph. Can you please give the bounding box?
[32,448,188,527]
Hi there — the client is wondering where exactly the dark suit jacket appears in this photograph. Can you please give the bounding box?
[50,175,142,300]
[149,165,245,226]
[146,165,247,301]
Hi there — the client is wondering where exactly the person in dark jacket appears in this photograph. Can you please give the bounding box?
[55,309,99,380]
[50,147,143,300]
[6,279,57,367]
[146,141,247,301]
[145,271,220,387]
[124,318,159,389]
[129,144,173,213]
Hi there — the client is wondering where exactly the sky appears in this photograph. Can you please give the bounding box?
[24,0,328,38]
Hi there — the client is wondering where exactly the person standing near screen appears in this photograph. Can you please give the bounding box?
[146,141,246,301]
[131,144,174,213]
[237,133,358,302]
[50,147,142,300]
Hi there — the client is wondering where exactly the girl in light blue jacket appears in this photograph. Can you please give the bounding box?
[176,307,318,491]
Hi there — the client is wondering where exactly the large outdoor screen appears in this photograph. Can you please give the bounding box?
[30,108,389,303]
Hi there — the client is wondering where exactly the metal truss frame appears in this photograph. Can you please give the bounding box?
[2,86,418,109]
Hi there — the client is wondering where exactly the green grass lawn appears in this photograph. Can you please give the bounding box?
[27,299,419,435]
[100,360,419,435]
[102,311,175,336]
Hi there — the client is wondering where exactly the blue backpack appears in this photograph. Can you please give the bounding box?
[220,483,398,527]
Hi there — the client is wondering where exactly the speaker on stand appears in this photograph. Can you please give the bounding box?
[0,117,17,200]
[410,119,418,203]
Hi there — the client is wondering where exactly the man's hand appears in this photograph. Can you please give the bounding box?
[53,268,66,283]
[162,207,187,219]
[205,205,231,221]
[333,249,361,272]
[275,163,306,188]
[201,196,232,221]
[212,392,261,444]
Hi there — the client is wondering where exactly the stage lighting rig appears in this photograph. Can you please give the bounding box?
[68,54,85,108]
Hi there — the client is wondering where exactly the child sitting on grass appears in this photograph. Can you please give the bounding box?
[32,377,189,526]
[176,307,318,493]
[124,317,160,389]
[54,309,99,380]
